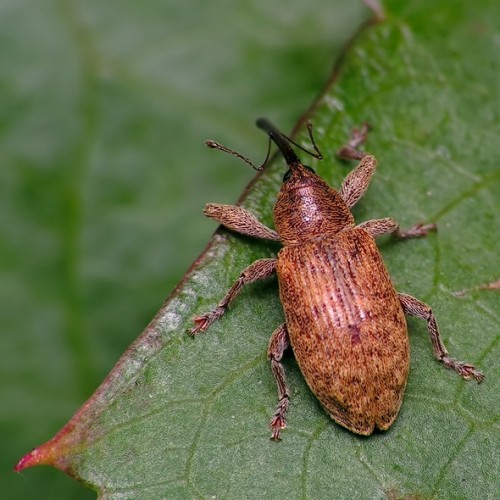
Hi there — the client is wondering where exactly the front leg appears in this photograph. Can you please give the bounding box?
[337,123,378,209]
[205,203,280,241]
[339,155,378,209]
[190,258,276,335]
[358,217,436,240]
[398,293,484,382]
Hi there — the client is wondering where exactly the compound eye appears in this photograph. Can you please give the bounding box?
[283,169,292,182]
[304,165,315,173]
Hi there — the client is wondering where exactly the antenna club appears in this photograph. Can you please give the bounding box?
[205,140,218,149]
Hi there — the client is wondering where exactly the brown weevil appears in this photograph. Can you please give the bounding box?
[190,118,484,439]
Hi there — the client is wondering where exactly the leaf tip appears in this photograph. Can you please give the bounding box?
[14,426,77,473]
[14,444,56,472]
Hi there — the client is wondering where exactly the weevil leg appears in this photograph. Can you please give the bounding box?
[358,217,437,239]
[339,154,378,209]
[268,323,291,440]
[336,123,379,209]
[398,293,484,382]
[337,122,370,161]
[204,203,280,241]
[190,258,277,335]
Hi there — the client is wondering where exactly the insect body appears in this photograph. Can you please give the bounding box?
[191,119,484,439]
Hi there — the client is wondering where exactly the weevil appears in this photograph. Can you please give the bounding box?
[190,118,484,439]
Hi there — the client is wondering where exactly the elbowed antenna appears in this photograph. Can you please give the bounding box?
[205,140,263,171]
[205,118,323,172]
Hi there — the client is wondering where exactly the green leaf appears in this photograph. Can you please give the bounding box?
[1,1,366,498]
[8,0,499,499]
[1,1,365,498]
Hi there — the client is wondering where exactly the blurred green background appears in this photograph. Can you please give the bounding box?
[1,0,367,497]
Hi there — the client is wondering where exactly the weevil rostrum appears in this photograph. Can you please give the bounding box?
[190,118,484,440]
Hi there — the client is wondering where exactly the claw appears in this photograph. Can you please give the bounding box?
[398,222,437,239]
[189,315,210,336]
[442,357,485,383]
[458,363,485,383]
[270,415,286,441]
[337,122,371,161]
[190,306,226,336]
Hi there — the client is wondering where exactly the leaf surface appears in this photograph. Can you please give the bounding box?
[11,0,499,498]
